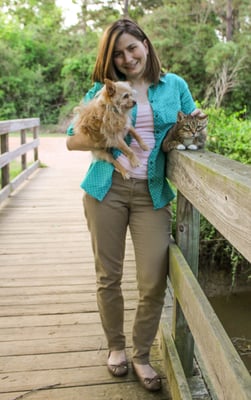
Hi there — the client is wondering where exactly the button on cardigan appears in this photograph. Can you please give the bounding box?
[67,73,196,210]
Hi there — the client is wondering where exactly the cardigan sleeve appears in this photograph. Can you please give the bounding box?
[179,77,196,114]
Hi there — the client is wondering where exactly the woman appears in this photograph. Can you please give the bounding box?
[67,18,199,392]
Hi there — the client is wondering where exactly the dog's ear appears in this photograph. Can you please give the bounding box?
[104,78,116,97]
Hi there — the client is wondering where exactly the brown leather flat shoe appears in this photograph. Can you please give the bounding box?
[107,360,128,377]
[132,362,162,392]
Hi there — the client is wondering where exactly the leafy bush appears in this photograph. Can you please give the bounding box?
[205,107,251,164]
[199,215,250,287]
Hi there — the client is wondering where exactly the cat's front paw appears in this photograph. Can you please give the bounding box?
[187,144,198,150]
[176,144,186,150]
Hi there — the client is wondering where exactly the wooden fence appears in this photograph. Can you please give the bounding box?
[160,150,251,400]
[0,118,40,204]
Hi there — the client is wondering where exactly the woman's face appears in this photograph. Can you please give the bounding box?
[113,33,149,82]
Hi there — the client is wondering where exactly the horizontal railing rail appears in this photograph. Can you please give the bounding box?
[167,150,251,263]
[160,150,251,400]
[0,118,40,204]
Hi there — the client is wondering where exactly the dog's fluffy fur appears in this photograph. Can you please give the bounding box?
[71,79,149,179]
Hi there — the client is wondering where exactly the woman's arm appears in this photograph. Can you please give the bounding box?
[66,133,104,151]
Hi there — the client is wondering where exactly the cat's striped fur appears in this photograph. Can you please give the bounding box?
[162,111,208,152]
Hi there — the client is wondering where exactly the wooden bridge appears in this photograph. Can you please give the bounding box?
[0,119,251,400]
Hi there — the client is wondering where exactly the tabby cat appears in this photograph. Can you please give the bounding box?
[162,111,208,152]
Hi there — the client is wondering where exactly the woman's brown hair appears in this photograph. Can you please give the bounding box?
[92,18,162,85]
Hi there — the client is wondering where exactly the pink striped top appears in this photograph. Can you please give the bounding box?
[116,102,155,179]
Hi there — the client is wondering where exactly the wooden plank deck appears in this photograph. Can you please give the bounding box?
[0,136,171,400]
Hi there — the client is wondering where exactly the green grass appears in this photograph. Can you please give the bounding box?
[0,160,36,186]
[10,160,22,180]
[0,161,22,186]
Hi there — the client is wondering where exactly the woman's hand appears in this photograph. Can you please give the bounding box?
[191,108,206,117]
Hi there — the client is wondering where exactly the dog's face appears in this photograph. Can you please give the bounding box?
[102,79,136,112]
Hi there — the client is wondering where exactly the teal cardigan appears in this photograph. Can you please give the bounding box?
[67,73,196,209]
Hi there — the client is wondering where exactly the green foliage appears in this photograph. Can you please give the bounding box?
[224,32,251,115]
[128,0,163,20]
[204,42,239,75]
[139,0,251,115]
[0,1,66,123]
[140,2,218,99]
[61,32,98,102]
[85,1,121,30]
[199,215,249,284]
[1,0,251,122]
[205,107,251,164]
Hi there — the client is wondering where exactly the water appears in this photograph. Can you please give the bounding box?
[209,291,251,373]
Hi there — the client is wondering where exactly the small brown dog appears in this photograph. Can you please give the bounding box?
[68,79,149,179]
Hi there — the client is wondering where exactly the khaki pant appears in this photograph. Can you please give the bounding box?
[83,171,172,364]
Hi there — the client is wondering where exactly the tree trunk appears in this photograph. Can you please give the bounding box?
[123,0,129,17]
[226,0,233,41]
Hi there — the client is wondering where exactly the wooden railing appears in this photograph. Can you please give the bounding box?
[0,118,40,204]
[160,150,251,400]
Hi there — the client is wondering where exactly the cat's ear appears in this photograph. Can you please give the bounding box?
[177,111,186,121]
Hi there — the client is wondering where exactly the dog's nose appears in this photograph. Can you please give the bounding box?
[133,100,136,106]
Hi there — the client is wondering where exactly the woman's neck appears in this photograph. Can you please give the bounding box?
[131,80,150,104]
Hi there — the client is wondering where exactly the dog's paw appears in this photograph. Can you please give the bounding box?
[122,171,130,180]
[140,143,150,151]
[130,156,141,168]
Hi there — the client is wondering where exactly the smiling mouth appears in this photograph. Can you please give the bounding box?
[125,62,138,70]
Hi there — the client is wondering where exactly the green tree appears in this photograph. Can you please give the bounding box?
[138,0,251,113]
[59,30,98,122]
[204,41,246,108]
[1,0,251,122]
[72,0,164,31]
[0,0,68,122]
[210,0,251,41]
[139,0,218,99]
[226,32,251,114]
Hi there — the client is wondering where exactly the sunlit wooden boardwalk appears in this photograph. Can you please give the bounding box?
[0,137,171,400]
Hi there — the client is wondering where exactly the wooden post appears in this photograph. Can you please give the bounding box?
[172,190,200,376]
[33,126,39,161]
[1,133,9,188]
[21,129,27,171]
